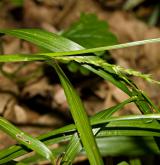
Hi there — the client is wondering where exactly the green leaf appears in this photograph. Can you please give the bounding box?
[83,64,157,114]
[1,29,160,56]
[0,29,159,85]
[97,136,160,156]
[61,133,81,165]
[1,112,160,163]
[6,136,160,164]
[0,29,159,115]
[61,96,137,164]
[48,60,103,165]
[62,13,117,48]
[91,96,137,122]
[0,29,83,52]
[0,117,55,164]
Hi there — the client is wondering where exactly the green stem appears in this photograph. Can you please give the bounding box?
[41,38,160,56]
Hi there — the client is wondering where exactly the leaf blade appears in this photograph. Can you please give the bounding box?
[0,29,83,52]
[0,116,55,164]
[48,60,103,165]
[62,13,117,48]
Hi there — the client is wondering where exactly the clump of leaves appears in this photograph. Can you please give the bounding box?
[0,14,160,165]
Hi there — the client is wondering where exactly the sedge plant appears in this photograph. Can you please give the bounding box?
[0,14,160,165]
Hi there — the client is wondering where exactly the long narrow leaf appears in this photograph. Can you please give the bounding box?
[1,103,160,163]
[48,60,103,165]
[0,29,160,164]
[1,29,160,56]
[0,29,160,85]
[1,116,160,163]
[0,117,55,164]
[0,29,83,52]
[61,96,137,164]
[13,136,160,164]
[0,29,159,114]
[61,133,81,165]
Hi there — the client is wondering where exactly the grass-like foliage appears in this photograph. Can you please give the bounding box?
[0,14,160,165]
